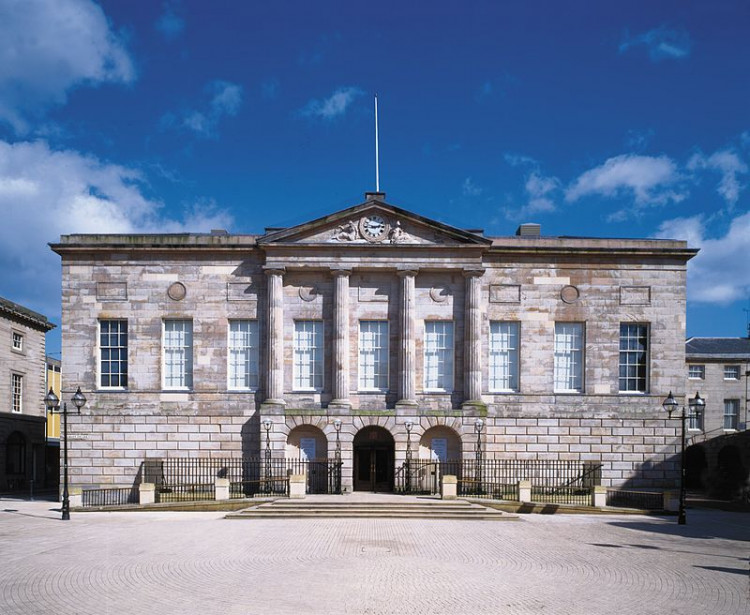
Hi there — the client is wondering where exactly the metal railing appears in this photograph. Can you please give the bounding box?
[395,459,602,505]
[81,487,138,507]
[142,457,342,503]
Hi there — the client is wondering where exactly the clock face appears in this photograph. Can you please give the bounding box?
[359,214,390,242]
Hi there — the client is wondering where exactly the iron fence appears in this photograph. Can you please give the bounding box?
[395,459,602,505]
[142,457,342,503]
[606,489,663,510]
[81,486,138,507]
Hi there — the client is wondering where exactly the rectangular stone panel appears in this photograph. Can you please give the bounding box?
[358,286,389,302]
[489,284,521,303]
[620,286,651,305]
[96,282,127,302]
[227,282,257,301]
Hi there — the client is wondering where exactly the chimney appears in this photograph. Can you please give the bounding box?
[516,223,541,237]
[365,191,386,202]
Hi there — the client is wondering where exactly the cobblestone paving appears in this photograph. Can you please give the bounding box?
[0,498,748,615]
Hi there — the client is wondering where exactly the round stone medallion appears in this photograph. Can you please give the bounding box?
[560,285,580,304]
[167,282,187,301]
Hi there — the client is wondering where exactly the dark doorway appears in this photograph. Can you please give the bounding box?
[684,444,707,490]
[353,426,394,492]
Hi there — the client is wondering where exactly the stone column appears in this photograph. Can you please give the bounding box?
[462,269,485,408]
[330,269,351,408]
[264,267,285,406]
[396,269,418,408]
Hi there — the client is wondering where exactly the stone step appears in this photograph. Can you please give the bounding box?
[225,498,517,520]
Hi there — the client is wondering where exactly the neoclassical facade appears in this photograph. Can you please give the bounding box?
[52,193,697,493]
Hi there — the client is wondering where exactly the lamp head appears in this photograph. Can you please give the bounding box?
[71,387,87,412]
[405,420,413,433]
[661,391,679,417]
[688,391,705,413]
[475,418,484,433]
[333,419,342,431]
[262,418,272,432]
[44,388,60,412]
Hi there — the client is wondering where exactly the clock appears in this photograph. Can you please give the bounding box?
[359,214,390,242]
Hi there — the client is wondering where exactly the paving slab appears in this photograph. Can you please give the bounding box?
[0,497,747,615]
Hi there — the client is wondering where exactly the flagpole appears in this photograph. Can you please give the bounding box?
[375,94,380,192]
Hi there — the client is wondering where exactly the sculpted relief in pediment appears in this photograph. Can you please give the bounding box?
[328,213,419,245]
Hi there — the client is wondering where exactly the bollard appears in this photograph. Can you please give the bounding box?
[518,480,532,503]
[139,482,155,505]
[215,478,230,501]
[442,475,458,500]
[289,474,306,499]
[592,485,607,507]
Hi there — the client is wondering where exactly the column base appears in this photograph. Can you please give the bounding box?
[461,400,487,413]
[260,400,286,411]
[328,400,352,411]
[395,399,419,411]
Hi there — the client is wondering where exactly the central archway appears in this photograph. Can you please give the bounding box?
[353,426,394,492]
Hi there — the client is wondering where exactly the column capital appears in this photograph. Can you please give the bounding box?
[330,268,352,277]
[263,266,286,276]
[462,268,485,278]
[396,268,419,278]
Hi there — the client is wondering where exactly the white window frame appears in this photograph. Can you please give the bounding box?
[424,321,454,392]
[11,331,23,352]
[554,322,584,393]
[228,320,260,390]
[11,373,22,413]
[687,405,704,431]
[163,320,193,390]
[99,319,128,389]
[688,364,705,380]
[358,320,389,391]
[294,320,323,391]
[723,365,740,380]
[489,321,519,392]
[723,399,739,431]
[619,323,649,393]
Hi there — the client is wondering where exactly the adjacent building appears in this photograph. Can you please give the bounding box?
[684,337,750,496]
[51,193,697,494]
[0,296,55,493]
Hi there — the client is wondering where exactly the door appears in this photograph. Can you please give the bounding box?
[354,445,394,492]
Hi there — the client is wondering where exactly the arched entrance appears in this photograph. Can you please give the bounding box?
[353,426,394,492]
[286,425,329,494]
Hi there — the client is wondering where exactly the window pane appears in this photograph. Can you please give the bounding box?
[688,364,705,379]
[724,399,739,430]
[724,365,740,379]
[359,321,389,390]
[424,321,454,391]
[294,321,323,390]
[489,322,519,391]
[100,320,128,388]
[11,374,22,412]
[164,320,192,389]
[229,320,259,389]
[619,324,648,392]
[554,323,583,392]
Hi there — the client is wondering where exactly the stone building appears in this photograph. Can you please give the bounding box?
[51,193,697,494]
[683,337,750,496]
[0,296,55,492]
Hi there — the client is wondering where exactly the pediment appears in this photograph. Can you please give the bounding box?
[257,198,491,247]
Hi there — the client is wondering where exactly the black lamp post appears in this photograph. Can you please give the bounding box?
[662,391,704,525]
[262,418,272,482]
[404,421,413,493]
[474,418,484,492]
[44,386,87,520]
[333,419,342,462]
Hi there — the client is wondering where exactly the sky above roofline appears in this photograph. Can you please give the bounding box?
[0,0,749,355]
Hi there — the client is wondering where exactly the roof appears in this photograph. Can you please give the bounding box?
[0,296,55,332]
[686,337,750,360]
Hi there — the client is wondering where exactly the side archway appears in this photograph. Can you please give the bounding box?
[419,425,462,462]
[286,424,329,494]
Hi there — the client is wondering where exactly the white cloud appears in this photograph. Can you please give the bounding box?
[0,0,135,133]
[656,212,750,304]
[155,1,185,41]
[462,177,483,197]
[162,80,243,138]
[299,87,364,120]
[619,26,691,61]
[687,149,748,207]
[0,139,232,315]
[565,154,685,207]
[501,154,560,221]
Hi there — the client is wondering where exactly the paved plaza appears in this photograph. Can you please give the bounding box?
[0,496,748,615]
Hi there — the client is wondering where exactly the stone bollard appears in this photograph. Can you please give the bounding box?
[215,478,230,501]
[518,480,532,503]
[592,485,607,508]
[69,487,83,508]
[442,475,458,500]
[139,482,155,505]
[289,474,306,499]
[663,490,679,512]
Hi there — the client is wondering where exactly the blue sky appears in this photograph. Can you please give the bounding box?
[1,0,749,356]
